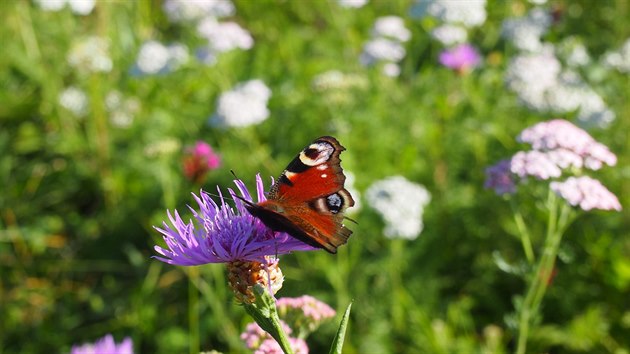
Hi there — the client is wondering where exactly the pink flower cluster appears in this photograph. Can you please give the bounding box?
[240,321,308,354]
[485,119,621,212]
[550,177,622,211]
[276,295,336,323]
[518,119,617,170]
[182,141,221,183]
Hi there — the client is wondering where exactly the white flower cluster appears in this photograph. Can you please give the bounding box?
[430,24,468,46]
[59,86,89,117]
[410,0,487,28]
[162,0,235,22]
[557,37,591,67]
[34,0,95,15]
[501,8,552,52]
[105,91,141,128]
[67,36,113,73]
[211,80,272,127]
[366,176,431,240]
[134,41,188,75]
[505,48,615,128]
[196,18,254,65]
[338,0,368,8]
[360,16,411,77]
[311,70,368,104]
[602,38,630,73]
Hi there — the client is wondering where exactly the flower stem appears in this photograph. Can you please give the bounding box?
[515,192,565,354]
[244,285,295,354]
[510,199,535,264]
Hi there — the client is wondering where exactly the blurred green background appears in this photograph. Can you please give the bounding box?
[1,0,628,353]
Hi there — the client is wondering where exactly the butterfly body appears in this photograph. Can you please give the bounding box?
[245,136,354,253]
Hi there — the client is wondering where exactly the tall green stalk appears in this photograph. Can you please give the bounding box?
[515,192,574,354]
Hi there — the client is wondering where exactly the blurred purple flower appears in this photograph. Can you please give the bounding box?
[439,43,481,72]
[550,176,622,211]
[71,334,132,354]
[518,119,617,170]
[183,141,221,183]
[484,159,517,195]
[153,175,316,266]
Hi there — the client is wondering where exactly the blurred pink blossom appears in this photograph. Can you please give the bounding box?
[183,141,221,183]
[439,43,481,72]
[550,176,621,211]
[510,150,562,180]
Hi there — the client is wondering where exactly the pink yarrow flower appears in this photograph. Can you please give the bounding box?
[517,119,616,170]
[550,176,622,211]
[510,150,562,180]
[71,334,133,354]
[241,321,309,354]
[439,43,481,72]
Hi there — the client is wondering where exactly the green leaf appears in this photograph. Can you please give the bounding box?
[329,301,353,354]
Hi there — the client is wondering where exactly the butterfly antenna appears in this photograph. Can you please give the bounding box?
[344,216,358,225]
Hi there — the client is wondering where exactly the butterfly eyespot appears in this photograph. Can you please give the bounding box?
[326,193,343,214]
[298,142,334,166]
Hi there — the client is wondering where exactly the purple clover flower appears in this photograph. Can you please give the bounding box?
[71,334,133,354]
[550,176,622,211]
[153,174,316,266]
[484,159,517,195]
[439,43,481,72]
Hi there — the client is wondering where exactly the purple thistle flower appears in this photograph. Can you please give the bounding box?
[439,43,481,72]
[550,176,622,211]
[153,174,316,266]
[71,334,133,354]
[484,159,517,195]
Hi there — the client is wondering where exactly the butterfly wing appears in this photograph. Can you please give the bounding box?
[246,136,355,253]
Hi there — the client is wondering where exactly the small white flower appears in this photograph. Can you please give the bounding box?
[360,38,406,65]
[105,91,140,128]
[411,0,487,28]
[602,38,630,73]
[371,16,411,42]
[59,87,89,117]
[366,176,431,240]
[163,0,235,23]
[135,41,188,75]
[35,0,95,15]
[505,48,561,111]
[67,0,95,15]
[68,36,112,73]
[197,18,254,54]
[382,63,401,77]
[35,0,66,11]
[338,0,368,8]
[501,8,552,52]
[212,80,272,127]
[430,24,468,46]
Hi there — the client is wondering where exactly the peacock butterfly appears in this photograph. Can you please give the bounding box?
[243,136,355,253]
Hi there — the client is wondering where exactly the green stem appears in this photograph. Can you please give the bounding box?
[515,192,564,354]
[188,267,200,354]
[510,200,535,264]
[244,285,295,354]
